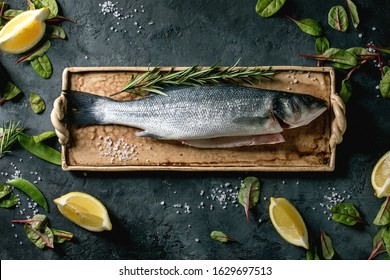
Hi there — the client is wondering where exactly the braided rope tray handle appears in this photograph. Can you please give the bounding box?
[329,93,347,151]
[50,93,69,145]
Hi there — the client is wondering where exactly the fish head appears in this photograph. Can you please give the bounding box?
[273,93,327,128]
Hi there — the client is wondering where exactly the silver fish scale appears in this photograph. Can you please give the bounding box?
[101,85,282,140]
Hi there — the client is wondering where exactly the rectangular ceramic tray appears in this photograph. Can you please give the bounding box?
[51,66,346,172]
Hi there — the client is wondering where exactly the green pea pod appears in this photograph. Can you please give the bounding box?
[18,133,61,166]
[7,178,49,212]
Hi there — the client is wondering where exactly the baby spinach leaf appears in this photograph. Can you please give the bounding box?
[2,81,21,101]
[210,231,237,243]
[315,36,330,55]
[374,197,390,226]
[0,184,11,199]
[0,192,19,208]
[52,228,73,243]
[380,71,390,98]
[50,25,66,39]
[3,9,24,17]
[346,47,370,57]
[24,223,54,249]
[331,202,366,225]
[346,0,359,28]
[32,131,56,143]
[340,78,352,104]
[31,0,58,18]
[369,227,387,260]
[7,178,49,212]
[29,93,46,114]
[18,132,61,166]
[289,17,322,36]
[31,55,52,79]
[255,0,286,18]
[18,41,51,63]
[238,177,261,222]
[328,5,348,32]
[320,229,334,260]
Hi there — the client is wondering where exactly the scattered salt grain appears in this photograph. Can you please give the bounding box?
[372,27,376,31]
[358,33,363,38]
[160,201,165,205]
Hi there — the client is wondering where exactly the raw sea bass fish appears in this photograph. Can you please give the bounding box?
[65,85,327,148]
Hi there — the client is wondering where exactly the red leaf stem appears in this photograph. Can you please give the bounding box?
[53,232,73,239]
[11,218,43,223]
[245,187,252,222]
[377,53,385,76]
[0,2,5,16]
[0,98,6,105]
[46,16,76,24]
[336,12,342,31]
[368,240,384,260]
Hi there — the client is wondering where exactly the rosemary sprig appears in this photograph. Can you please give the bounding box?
[112,61,275,96]
[0,120,23,159]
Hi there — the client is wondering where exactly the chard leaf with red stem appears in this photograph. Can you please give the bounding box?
[320,229,334,260]
[17,41,51,63]
[238,177,261,222]
[374,197,390,226]
[346,0,359,28]
[368,227,387,260]
[330,202,366,225]
[328,5,348,32]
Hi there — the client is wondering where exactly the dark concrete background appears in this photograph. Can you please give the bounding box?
[0,0,389,260]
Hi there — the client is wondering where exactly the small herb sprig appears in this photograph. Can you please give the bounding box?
[114,61,274,96]
[0,120,23,159]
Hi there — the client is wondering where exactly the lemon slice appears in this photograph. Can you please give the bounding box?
[372,151,390,198]
[54,192,112,232]
[269,197,309,249]
[0,8,50,54]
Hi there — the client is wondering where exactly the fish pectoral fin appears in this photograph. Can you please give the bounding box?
[135,131,164,139]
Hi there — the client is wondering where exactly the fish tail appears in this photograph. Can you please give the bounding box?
[65,91,108,125]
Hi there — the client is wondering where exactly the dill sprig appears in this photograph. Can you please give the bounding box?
[0,120,23,159]
[113,61,275,96]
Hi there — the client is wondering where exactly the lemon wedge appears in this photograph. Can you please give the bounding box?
[372,151,390,198]
[269,197,309,249]
[0,8,50,54]
[54,192,112,232]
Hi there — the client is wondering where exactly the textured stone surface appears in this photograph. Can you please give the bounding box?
[0,0,389,260]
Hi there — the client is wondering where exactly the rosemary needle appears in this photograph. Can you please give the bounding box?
[112,61,274,96]
[0,120,23,159]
